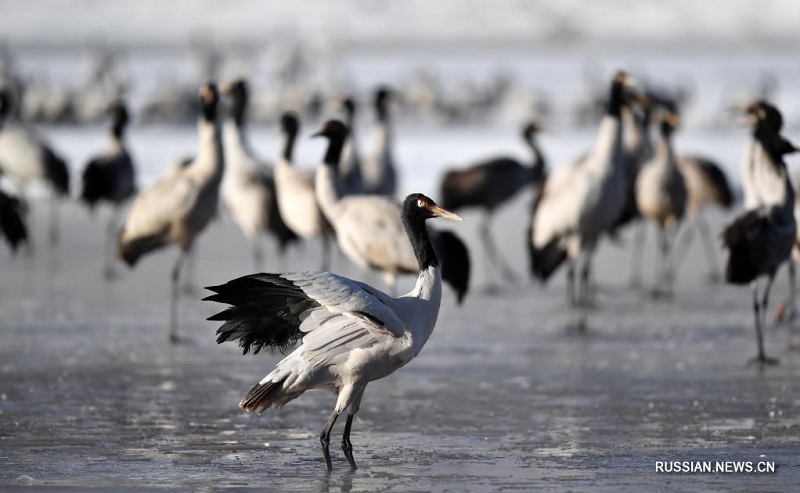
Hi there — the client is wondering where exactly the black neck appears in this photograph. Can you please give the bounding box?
[659,121,674,140]
[282,127,297,161]
[402,212,438,270]
[606,80,625,118]
[344,104,355,127]
[376,99,389,123]
[231,94,246,127]
[111,116,126,140]
[323,133,346,168]
[524,133,544,169]
[0,92,10,128]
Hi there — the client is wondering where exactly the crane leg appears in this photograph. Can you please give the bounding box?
[321,235,332,272]
[170,251,186,344]
[629,222,646,289]
[181,248,197,295]
[579,253,593,308]
[48,195,60,247]
[672,218,695,277]
[341,413,357,471]
[103,208,119,280]
[788,261,797,322]
[320,408,342,472]
[252,236,264,272]
[750,276,779,365]
[480,213,517,285]
[576,255,591,332]
[696,214,722,283]
[566,262,577,307]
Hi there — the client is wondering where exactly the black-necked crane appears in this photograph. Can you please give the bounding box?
[361,86,397,197]
[220,79,298,271]
[338,96,364,195]
[0,188,27,253]
[528,71,639,329]
[617,97,655,288]
[206,192,463,471]
[671,154,734,283]
[634,106,687,298]
[0,87,69,246]
[273,111,334,271]
[314,120,470,303]
[722,101,797,365]
[439,121,546,285]
[118,83,224,343]
[79,100,137,278]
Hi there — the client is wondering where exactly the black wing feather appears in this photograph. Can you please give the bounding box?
[205,273,320,355]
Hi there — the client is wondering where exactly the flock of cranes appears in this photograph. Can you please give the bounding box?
[1,67,799,470]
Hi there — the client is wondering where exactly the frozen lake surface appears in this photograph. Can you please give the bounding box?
[2,44,800,489]
[2,170,800,491]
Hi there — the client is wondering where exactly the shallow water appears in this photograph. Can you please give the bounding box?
[1,195,799,491]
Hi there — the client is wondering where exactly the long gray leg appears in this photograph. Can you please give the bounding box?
[566,262,576,307]
[480,212,517,284]
[341,413,357,470]
[170,251,186,344]
[321,235,332,272]
[103,208,119,280]
[787,261,797,321]
[580,253,592,307]
[751,276,779,365]
[252,236,264,272]
[696,214,722,283]
[320,408,342,472]
[48,195,60,246]
[672,218,695,276]
[629,222,647,288]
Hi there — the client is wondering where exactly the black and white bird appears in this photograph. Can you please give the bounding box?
[672,154,734,283]
[220,79,298,270]
[0,188,27,253]
[118,83,224,343]
[634,106,687,298]
[338,96,364,195]
[440,121,546,285]
[314,120,471,303]
[0,87,69,246]
[722,101,797,365]
[361,86,397,197]
[273,111,334,271]
[206,192,463,471]
[80,100,137,278]
[528,71,639,328]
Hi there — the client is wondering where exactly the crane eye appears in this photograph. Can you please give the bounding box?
[417,198,427,208]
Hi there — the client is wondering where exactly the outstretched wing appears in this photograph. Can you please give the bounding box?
[205,271,405,355]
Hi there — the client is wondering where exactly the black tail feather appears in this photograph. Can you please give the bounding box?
[239,379,282,413]
[431,229,471,304]
[117,231,167,267]
[43,147,70,197]
[530,237,567,282]
[694,156,734,209]
[205,274,317,355]
[0,190,28,252]
[80,157,112,208]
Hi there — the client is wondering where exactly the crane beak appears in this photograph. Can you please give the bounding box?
[429,204,463,222]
